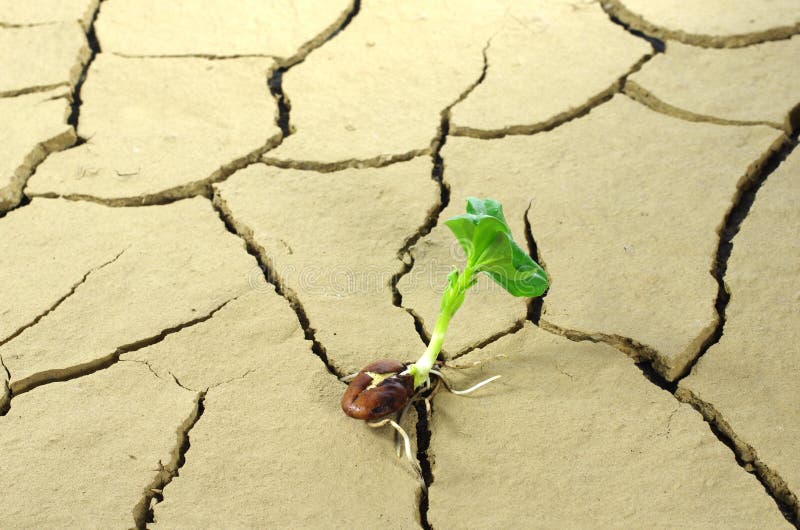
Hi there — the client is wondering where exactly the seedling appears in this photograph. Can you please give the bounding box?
[341,198,548,480]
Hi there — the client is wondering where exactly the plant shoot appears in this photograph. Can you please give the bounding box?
[341,197,548,476]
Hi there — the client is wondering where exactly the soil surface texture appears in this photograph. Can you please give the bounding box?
[1,0,798,528]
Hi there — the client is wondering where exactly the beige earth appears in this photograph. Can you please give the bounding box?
[0,89,75,211]
[1,1,798,528]
[677,149,800,521]
[602,0,800,47]
[0,0,99,29]
[0,22,88,97]
[429,324,789,528]
[26,55,280,204]
[95,0,354,63]
[628,36,800,132]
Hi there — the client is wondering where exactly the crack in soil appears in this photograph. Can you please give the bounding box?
[674,388,800,526]
[0,21,58,28]
[414,399,434,530]
[453,204,543,358]
[25,133,283,207]
[523,201,549,326]
[624,80,786,132]
[267,67,292,138]
[450,8,664,141]
[67,0,102,135]
[529,128,796,520]
[212,193,341,379]
[391,40,491,353]
[121,358,167,383]
[599,2,666,53]
[0,124,77,214]
[538,316,660,358]
[0,82,70,99]
[674,133,796,383]
[21,0,361,209]
[112,52,274,60]
[263,148,430,173]
[0,247,127,349]
[451,53,658,140]
[260,0,363,158]
[1,2,101,214]
[265,0,361,135]
[600,0,800,48]
[7,296,237,400]
[0,355,10,415]
[537,130,790,383]
[132,390,206,529]
[448,321,526,364]
[535,320,798,526]
[267,8,512,175]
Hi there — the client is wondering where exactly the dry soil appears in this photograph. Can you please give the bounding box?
[1,0,798,528]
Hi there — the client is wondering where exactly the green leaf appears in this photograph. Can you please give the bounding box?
[465,197,508,226]
[483,238,549,297]
[467,215,510,268]
[443,214,478,256]
[444,197,549,298]
[444,205,510,261]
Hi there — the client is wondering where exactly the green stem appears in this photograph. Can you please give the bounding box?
[409,265,475,388]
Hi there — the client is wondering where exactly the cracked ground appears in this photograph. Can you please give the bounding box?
[1,0,799,528]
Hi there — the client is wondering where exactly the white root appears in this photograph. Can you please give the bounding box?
[394,400,416,457]
[430,369,501,395]
[368,418,425,491]
[339,371,358,383]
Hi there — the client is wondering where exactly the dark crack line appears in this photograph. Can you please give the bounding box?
[0,82,69,99]
[133,390,206,529]
[623,81,786,132]
[414,399,434,530]
[318,0,361,51]
[112,52,274,60]
[2,126,77,213]
[121,358,167,382]
[170,372,191,392]
[675,389,800,526]
[3,2,101,213]
[523,201,549,326]
[0,20,58,28]
[265,0,361,145]
[0,355,10,416]
[600,0,800,49]
[452,52,657,140]
[8,296,237,398]
[0,355,9,381]
[0,247,127,350]
[22,1,362,208]
[0,85,78,215]
[67,0,102,137]
[25,132,283,207]
[212,194,341,378]
[535,130,792,384]
[599,1,666,52]
[538,318,676,379]
[675,132,797,383]
[267,67,292,137]
[391,40,491,354]
[448,321,525,363]
[262,148,430,173]
[0,195,29,220]
[535,297,797,525]
[451,10,662,140]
